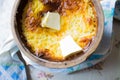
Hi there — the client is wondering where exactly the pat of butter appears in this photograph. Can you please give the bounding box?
[60,35,83,58]
[41,12,60,30]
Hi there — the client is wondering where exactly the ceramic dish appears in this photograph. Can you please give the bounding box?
[11,0,104,68]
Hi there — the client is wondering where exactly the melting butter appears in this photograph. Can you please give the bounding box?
[41,11,60,30]
[60,35,83,58]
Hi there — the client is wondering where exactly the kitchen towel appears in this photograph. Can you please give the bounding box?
[0,0,27,80]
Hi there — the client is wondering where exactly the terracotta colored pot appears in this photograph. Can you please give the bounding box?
[11,0,104,68]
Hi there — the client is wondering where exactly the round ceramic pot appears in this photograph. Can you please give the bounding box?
[11,0,104,68]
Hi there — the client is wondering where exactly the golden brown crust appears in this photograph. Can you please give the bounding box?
[22,0,98,61]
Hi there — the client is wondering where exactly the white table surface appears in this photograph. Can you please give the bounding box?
[50,19,120,80]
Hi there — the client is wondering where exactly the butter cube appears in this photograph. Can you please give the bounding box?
[60,35,83,58]
[41,12,60,30]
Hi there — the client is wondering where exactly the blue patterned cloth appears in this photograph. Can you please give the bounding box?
[0,37,26,80]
